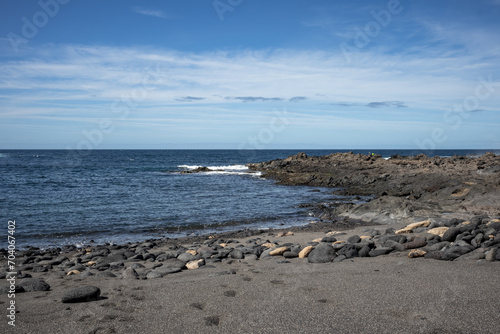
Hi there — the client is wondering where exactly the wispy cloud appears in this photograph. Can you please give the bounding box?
[227,97,284,103]
[132,7,168,19]
[176,96,205,102]
[367,101,407,108]
[1,44,498,135]
[289,96,307,103]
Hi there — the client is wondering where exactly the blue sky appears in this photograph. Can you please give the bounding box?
[0,0,499,149]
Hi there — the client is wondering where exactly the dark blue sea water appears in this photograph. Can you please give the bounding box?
[1,149,498,249]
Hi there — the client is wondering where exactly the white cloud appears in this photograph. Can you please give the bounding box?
[132,7,169,19]
[0,43,499,148]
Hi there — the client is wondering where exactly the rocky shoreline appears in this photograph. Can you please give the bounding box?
[1,152,500,333]
[248,152,500,224]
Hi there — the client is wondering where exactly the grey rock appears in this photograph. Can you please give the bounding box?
[121,267,139,279]
[358,245,371,257]
[424,251,443,260]
[161,258,186,270]
[333,255,347,262]
[177,252,200,263]
[472,233,484,248]
[384,240,405,252]
[283,251,298,259]
[153,266,182,276]
[244,254,258,261]
[427,241,450,251]
[403,237,427,249]
[146,271,163,279]
[61,286,101,303]
[155,253,175,262]
[307,244,336,263]
[95,271,117,278]
[128,263,145,269]
[259,248,274,259]
[441,245,474,261]
[485,248,497,261]
[442,227,461,242]
[455,248,486,261]
[321,236,337,243]
[347,235,361,244]
[337,244,356,256]
[368,247,393,257]
[0,285,25,294]
[19,278,50,292]
[229,249,244,259]
[99,253,126,265]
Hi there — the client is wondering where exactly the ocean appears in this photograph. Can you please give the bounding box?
[1,149,498,249]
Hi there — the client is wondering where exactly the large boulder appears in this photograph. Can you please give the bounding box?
[307,244,336,263]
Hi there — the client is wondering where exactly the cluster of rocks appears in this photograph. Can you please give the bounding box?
[2,216,499,295]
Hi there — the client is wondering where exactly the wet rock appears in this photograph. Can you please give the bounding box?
[61,286,101,303]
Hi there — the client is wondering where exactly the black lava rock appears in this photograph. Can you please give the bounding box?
[61,286,101,303]
[307,244,336,263]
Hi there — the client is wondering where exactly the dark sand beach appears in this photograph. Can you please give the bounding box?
[2,153,500,333]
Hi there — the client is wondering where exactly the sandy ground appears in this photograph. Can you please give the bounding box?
[2,224,500,334]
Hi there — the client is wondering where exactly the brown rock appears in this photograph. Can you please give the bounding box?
[408,249,427,258]
[186,250,197,256]
[427,227,449,238]
[186,259,205,269]
[298,246,314,258]
[396,220,431,234]
[67,270,81,276]
[270,247,289,256]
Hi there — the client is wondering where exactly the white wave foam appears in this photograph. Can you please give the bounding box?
[178,164,249,171]
[176,164,260,177]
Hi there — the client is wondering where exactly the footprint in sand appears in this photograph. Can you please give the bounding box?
[204,315,221,326]
[190,302,205,310]
[224,290,237,297]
